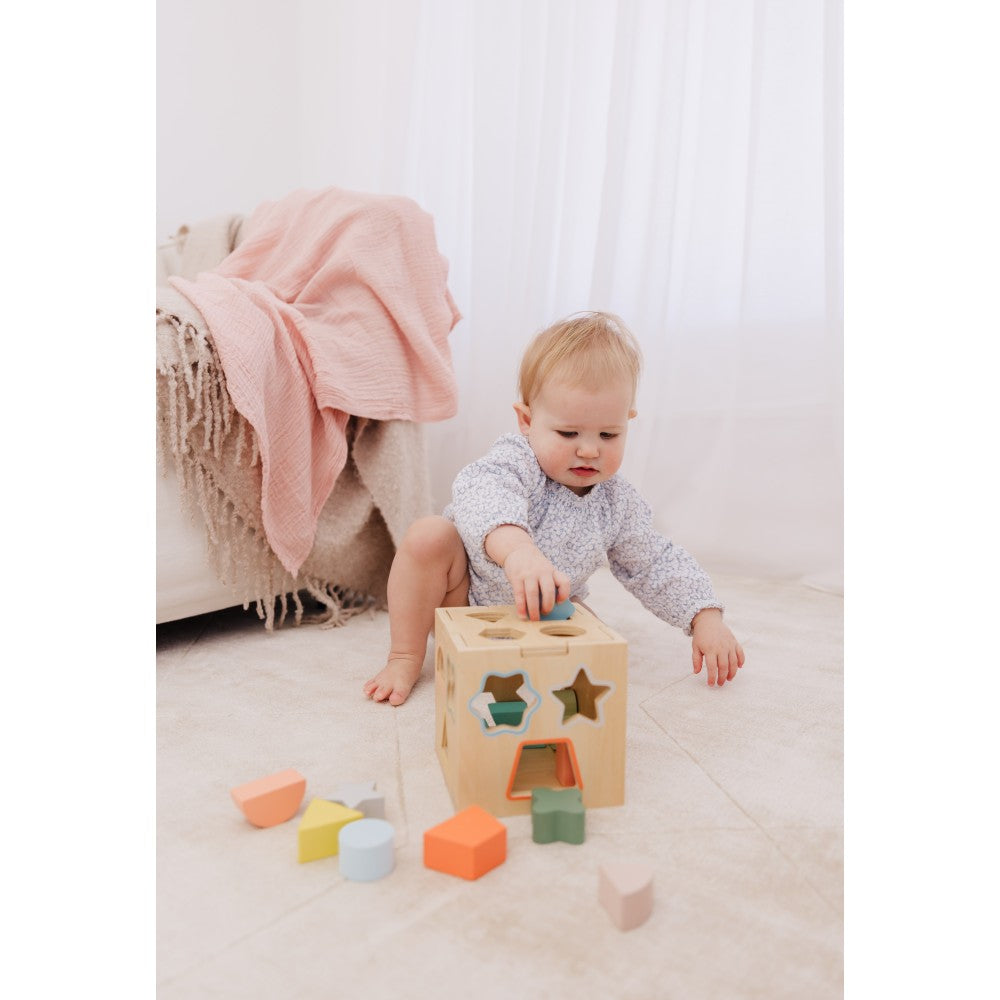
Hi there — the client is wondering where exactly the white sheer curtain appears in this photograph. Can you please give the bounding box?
[297,0,842,588]
[162,0,843,586]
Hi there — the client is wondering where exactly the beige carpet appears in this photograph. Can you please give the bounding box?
[156,566,843,999]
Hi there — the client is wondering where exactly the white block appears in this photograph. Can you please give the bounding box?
[329,781,385,819]
[470,691,497,726]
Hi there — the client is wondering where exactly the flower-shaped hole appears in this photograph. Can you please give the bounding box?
[469,671,534,729]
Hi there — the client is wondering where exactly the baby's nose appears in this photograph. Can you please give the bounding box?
[576,439,599,458]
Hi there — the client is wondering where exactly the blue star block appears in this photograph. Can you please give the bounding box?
[530,787,585,845]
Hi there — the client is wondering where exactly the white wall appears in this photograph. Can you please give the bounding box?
[157,0,842,587]
[156,0,304,241]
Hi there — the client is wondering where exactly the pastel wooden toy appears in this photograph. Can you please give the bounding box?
[470,691,497,726]
[328,781,385,819]
[434,603,627,817]
[553,688,579,717]
[338,819,396,881]
[541,598,576,621]
[598,862,655,931]
[488,700,527,726]
[423,805,507,880]
[530,787,585,844]
[230,768,306,828]
[297,799,364,863]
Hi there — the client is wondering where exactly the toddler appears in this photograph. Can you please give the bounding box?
[364,311,744,706]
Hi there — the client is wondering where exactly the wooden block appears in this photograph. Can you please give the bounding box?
[506,740,581,799]
[230,768,306,828]
[434,604,628,818]
[515,682,539,709]
[339,819,396,882]
[423,806,507,880]
[531,787,585,844]
[297,799,363,863]
[488,700,527,726]
[470,691,497,726]
[554,743,576,787]
[540,598,576,621]
[328,781,385,819]
[598,861,655,931]
[552,688,579,718]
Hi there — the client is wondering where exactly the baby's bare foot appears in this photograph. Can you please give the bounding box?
[363,655,423,706]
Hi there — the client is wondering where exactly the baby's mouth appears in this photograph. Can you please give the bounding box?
[571,466,598,478]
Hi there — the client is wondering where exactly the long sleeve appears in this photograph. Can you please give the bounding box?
[444,434,723,621]
[606,484,723,634]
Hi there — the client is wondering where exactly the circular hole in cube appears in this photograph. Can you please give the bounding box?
[540,624,585,637]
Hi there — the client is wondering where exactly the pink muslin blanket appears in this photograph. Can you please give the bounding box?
[169,187,461,576]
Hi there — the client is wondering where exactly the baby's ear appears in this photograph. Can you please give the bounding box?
[513,401,532,434]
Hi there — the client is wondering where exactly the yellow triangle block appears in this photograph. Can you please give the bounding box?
[297,799,363,863]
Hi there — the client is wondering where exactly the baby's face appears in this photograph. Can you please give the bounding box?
[514,377,636,495]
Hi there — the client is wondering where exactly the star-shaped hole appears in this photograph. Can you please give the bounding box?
[553,666,611,724]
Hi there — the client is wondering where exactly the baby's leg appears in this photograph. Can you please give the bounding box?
[363,516,469,706]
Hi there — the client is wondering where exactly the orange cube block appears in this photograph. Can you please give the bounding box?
[230,768,306,828]
[423,806,507,880]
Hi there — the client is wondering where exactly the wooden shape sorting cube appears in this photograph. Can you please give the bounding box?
[423,806,507,880]
[230,768,306,828]
[531,787,585,845]
[434,603,627,818]
[339,819,396,882]
[599,861,655,931]
[297,799,363,863]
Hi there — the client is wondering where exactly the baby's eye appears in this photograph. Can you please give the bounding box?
[600,432,619,440]
[557,431,577,438]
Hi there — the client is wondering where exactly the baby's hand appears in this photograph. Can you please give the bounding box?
[502,544,571,621]
[691,608,745,687]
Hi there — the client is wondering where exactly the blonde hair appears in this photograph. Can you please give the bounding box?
[517,311,643,405]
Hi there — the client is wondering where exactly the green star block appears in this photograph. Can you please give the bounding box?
[530,787,585,845]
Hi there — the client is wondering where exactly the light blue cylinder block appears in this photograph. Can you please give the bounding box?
[338,819,395,882]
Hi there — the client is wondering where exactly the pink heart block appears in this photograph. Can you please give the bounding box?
[598,861,655,931]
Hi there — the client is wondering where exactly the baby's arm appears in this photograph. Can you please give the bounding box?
[605,481,746,687]
[485,524,571,621]
[690,608,745,687]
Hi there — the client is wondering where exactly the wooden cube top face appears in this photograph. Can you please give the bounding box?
[435,603,626,652]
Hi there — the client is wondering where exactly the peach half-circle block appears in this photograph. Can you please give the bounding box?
[230,768,306,828]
